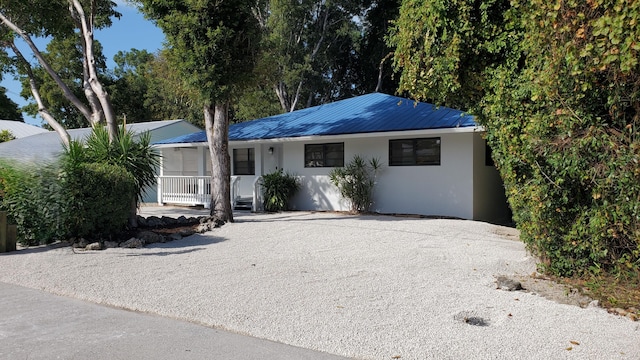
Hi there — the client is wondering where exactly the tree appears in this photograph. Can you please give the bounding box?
[19,36,109,129]
[252,0,364,113]
[388,0,640,276]
[138,0,262,222]
[356,0,401,94]
[0,86,23,120]
[0,0,121,143]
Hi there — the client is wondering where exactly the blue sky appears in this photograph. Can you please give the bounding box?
[1,3,166,126]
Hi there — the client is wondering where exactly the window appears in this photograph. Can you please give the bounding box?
[305,143,344,167]
[233,148,255,175]
[389,138,441,166]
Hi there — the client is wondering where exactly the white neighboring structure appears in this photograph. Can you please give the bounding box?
[154,93,511,223]
[0,120,49,139]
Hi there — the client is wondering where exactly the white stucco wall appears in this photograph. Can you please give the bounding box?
[278,132,476,218]
[472,134,511,223]
[160,130,511,221]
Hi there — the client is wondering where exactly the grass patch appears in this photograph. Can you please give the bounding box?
[558,272,640,320]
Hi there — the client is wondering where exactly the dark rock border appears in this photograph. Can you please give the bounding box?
[71,215,225,251]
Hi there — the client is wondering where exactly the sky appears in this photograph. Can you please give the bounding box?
[1,3,166,126]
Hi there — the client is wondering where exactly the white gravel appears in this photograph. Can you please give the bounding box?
[1,208,639,359]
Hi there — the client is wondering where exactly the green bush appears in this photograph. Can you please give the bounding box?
[329,155,382,213]
[260,170,300,212]
[60,162,136,239]
[0,160,65,245]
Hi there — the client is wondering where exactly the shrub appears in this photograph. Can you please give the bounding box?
[0,160,65,245]
[260,170,300,212]
[59,162,136,239]
[329,155,382,213]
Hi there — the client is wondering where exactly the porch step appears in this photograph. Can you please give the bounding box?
[234,197,252,211]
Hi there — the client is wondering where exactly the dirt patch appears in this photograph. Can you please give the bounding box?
[515,274,596,308]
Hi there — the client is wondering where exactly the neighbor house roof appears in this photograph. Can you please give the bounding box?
[0,120,49,138]
[0,119,201,163]
[155,93,478,145]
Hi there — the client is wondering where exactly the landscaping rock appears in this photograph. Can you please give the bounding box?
[496,276,523,291]
[179,229,196,237]
[74,238,89,249]
[121,237,144,248]
[137,231,166,245]
[145,216,164,228]
[170,233,183,241]
[136,215,148,228]
[161,216,177,226]
[196,216,226,233]
[103,241,119,249]
[85,242,102,251]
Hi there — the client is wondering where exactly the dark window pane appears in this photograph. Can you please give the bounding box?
[305,143,344,167]
[233,148,255,175]
[389,138,440,166]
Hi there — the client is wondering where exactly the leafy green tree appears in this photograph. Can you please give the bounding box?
[138,0,262,222]
[108,48,155,124]
[0,86,23,121]
[356,0,401,94]
[19,37,109,129]
[389,0,640,276]
[252,0,364,113]
[0,0,121,143]
[141,50,204,126]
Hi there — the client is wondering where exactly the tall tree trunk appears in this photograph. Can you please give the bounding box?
[71,0,118,141]
[204,102,234,223]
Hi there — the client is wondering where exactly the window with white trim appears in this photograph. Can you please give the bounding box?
[233,148,255,175]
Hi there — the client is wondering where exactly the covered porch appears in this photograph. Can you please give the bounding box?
[154,142,281,211]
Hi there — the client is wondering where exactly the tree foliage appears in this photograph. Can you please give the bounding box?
[389,0,640,276]
[137,0,262,222]
[0,0,121,143]
[0,86,23,121]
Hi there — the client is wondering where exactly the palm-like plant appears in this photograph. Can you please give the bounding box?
[62,126,161,226]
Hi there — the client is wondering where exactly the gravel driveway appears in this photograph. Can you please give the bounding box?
[1,209,638,359]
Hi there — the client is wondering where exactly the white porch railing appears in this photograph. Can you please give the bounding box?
[158,176,241,209]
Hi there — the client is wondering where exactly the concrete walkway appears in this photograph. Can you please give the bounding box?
[0,283,348,360]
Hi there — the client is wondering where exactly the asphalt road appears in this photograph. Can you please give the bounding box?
[0,282,348,360]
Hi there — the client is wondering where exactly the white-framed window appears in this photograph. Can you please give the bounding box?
[233,148,255,175]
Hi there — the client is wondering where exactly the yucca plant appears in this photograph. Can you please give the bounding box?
[329,155,382,213]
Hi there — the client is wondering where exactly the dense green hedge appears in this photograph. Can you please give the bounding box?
[0,160,65,244]
[0,160,136,245]
[389,0,640,276]
[60,162,136,239]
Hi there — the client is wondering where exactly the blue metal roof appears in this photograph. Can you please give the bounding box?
[155,93,477,145]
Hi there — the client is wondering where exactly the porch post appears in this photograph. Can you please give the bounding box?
[157,149,164,205]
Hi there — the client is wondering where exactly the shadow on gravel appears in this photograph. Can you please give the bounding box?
[145,233,227,249]
[125,248,207,257]
[234,211,435,224]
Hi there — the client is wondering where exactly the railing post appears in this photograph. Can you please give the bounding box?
[157,176,164,205]
[252,176,264,212]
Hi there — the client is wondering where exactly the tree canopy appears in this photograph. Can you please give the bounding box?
[389,0,640,276]
[137,0,263,222]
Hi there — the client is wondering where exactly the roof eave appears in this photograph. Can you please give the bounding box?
[229,126,483,144]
